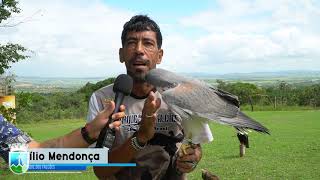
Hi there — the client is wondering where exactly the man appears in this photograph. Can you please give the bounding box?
[0,101,125,162]
[87,15,213,179]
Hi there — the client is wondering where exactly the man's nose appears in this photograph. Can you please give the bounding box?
[135,41,144,54]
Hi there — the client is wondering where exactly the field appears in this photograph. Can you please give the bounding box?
[1,111,320,179]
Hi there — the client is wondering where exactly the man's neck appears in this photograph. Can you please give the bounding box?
[131,81,154,98]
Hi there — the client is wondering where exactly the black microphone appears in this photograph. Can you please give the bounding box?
[96,74,133,148]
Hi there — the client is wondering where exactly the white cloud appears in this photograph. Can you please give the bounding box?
[175,0,320,73]
[1,0,133,77]
[1,0,319,77]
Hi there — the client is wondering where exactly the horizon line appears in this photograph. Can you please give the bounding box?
[11,69,320,79]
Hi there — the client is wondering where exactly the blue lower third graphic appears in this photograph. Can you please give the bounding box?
[28,163,136,171]
[29,165,87,171]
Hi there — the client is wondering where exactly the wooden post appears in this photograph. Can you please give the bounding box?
[248,96,254,112]
[240,143,245,157]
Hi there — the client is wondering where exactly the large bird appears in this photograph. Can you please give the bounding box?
[145,68,269,145]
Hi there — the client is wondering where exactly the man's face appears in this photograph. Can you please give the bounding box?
[119,31,163,82]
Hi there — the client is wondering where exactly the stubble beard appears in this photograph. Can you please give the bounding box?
[127,58,152,83]
[127,69,147,83]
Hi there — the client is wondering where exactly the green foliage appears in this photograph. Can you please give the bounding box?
[77,77,115,101]
[216,79,227,90]
[0,0,29,74]
[0,43,28,74]
[216,80,320,109]
[15,92,87,122]
[217,80,264,105]
[0,0,20,24]
[15,77,115,123]
[240,105,316,111]
[299,84,320,106]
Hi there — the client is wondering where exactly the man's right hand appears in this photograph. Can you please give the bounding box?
[136,91,161,144]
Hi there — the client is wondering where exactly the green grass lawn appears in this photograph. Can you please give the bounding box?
[1,111,320,179]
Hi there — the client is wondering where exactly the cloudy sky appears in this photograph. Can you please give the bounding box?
[1,0,320,77]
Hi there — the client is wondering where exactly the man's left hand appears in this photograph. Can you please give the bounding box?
[87,101,125,140]
[176,144,202,173]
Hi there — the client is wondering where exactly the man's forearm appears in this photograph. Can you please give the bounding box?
[93,136,138,178]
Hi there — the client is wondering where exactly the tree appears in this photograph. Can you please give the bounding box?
[0,0,29,74]
[277,80,291,105]
[77,77,115,102]
[0,0,20,24]
[0,44,28,74]
[216,79,228,90]
[1,0,29,123]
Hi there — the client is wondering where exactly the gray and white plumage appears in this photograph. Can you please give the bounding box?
[145,68,269,142]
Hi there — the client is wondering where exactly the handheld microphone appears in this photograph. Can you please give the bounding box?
[96,74,133,148]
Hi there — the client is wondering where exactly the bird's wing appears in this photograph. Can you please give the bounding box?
[162,81,269,134]
[212,87,240,107]
[163,80,239,119]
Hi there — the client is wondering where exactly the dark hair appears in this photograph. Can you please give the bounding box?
[121,15,162,48]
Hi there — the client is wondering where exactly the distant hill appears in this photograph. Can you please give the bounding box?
[14,77,106,93]
[15,76,105,85]
[13,70,320,92]
[182,70,320,87]
[182,70,320,79]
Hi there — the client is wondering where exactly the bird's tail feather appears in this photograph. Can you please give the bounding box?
[228,111,269,134]
[197,111,270,134]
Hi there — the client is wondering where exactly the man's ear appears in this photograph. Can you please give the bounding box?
[157,49,163,64]
[119,48,124,63]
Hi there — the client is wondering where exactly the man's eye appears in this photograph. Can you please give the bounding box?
[145,42,154,46]
[127,41,136,45]
[144,42,156,50]
[126,41,136,48]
